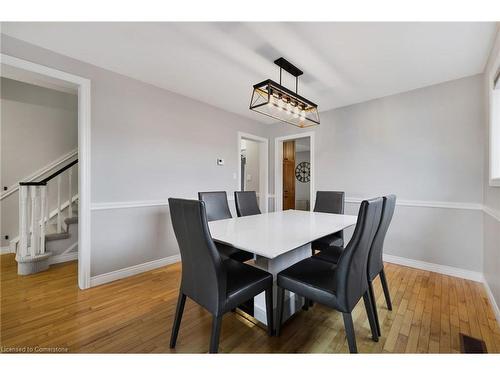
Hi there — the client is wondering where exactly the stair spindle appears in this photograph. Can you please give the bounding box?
[57,175,62,233]
[18,186,29,257]
[68,167,73,218]
[40,187,47,254]
[29,186,40,256]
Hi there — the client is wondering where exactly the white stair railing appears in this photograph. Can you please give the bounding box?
[16,159,78,265]
[18,184,47,258]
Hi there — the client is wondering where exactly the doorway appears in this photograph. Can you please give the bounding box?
[1,54,91,289]
[237,132,269,212]
[274,132,315,212]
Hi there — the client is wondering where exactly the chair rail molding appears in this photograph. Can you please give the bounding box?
[345,197,483,211]
[91,196,243,211]
[91,200,169,210]
[91,196,489,212]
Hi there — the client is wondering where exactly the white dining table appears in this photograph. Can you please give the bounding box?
[208,209,358,326]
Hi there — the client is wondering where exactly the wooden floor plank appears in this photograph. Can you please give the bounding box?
[1,254,498,353]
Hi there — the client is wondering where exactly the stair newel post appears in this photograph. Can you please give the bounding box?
[29,186,41,257]
[18,185,29,257]
[40,186,47,254]
[68,166,73,218]
[57,174,62,233]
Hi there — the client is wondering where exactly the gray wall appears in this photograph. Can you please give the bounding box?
[1,77,78,247]
[483,28,500,314]
[267,74,485,272]
[1,35,269,277]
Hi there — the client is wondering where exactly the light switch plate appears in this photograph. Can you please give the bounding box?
[216,158,224,166]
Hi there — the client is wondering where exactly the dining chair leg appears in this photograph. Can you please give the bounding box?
[209,314,223,353]
[342,312,358,353]
[169,291,186,348]
[379,268,392,311]
[265,286,274,336]
[275,286,285,337]
[363,291,379,342]
[368,281,381,336]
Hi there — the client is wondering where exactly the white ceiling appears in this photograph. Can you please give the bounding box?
[2,22,496,123]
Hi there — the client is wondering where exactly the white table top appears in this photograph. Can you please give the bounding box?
[208,210,358,259]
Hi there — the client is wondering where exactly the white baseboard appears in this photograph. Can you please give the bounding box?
[90,254,181,287]
[50,252,78,265]
[483,279,500,324]
[1,246,13,255]
[383,253,484,282]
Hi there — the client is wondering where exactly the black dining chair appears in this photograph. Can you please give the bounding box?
[311,191,345,256]
[198,191,253,262]
[275,198,383,353]
[234,191,261,217]
[168,198,274,353]
[315,195,396,336]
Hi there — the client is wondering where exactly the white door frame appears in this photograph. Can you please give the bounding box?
[274,131,316,212]
[1,54,92,289]
[237,132,269,212]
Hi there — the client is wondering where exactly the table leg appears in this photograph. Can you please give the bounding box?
[252,243,311,327]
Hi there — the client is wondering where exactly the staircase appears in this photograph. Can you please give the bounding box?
[14,159,79,275]
[44,202,78,263]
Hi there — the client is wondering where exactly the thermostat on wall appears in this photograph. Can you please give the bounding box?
[217,158,224,166]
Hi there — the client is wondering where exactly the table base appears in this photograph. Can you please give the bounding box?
[251,243,311,327]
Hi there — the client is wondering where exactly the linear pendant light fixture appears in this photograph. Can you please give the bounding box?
[250,57,320,128]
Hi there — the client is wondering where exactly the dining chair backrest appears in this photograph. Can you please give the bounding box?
[168,198,226,315]
[198,191,232,222]
[334,197,383,312]
[367,195,396,281]
[234,191,261,217]
[313,191,345,214]
[314,191,345,243]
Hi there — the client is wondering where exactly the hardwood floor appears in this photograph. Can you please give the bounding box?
[1,253,499,353]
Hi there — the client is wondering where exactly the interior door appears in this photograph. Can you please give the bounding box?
[282,140,295,210]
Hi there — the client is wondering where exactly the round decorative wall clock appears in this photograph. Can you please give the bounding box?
[295,161,311,183]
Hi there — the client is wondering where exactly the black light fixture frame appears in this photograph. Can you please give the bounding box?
[249,57,320,127]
